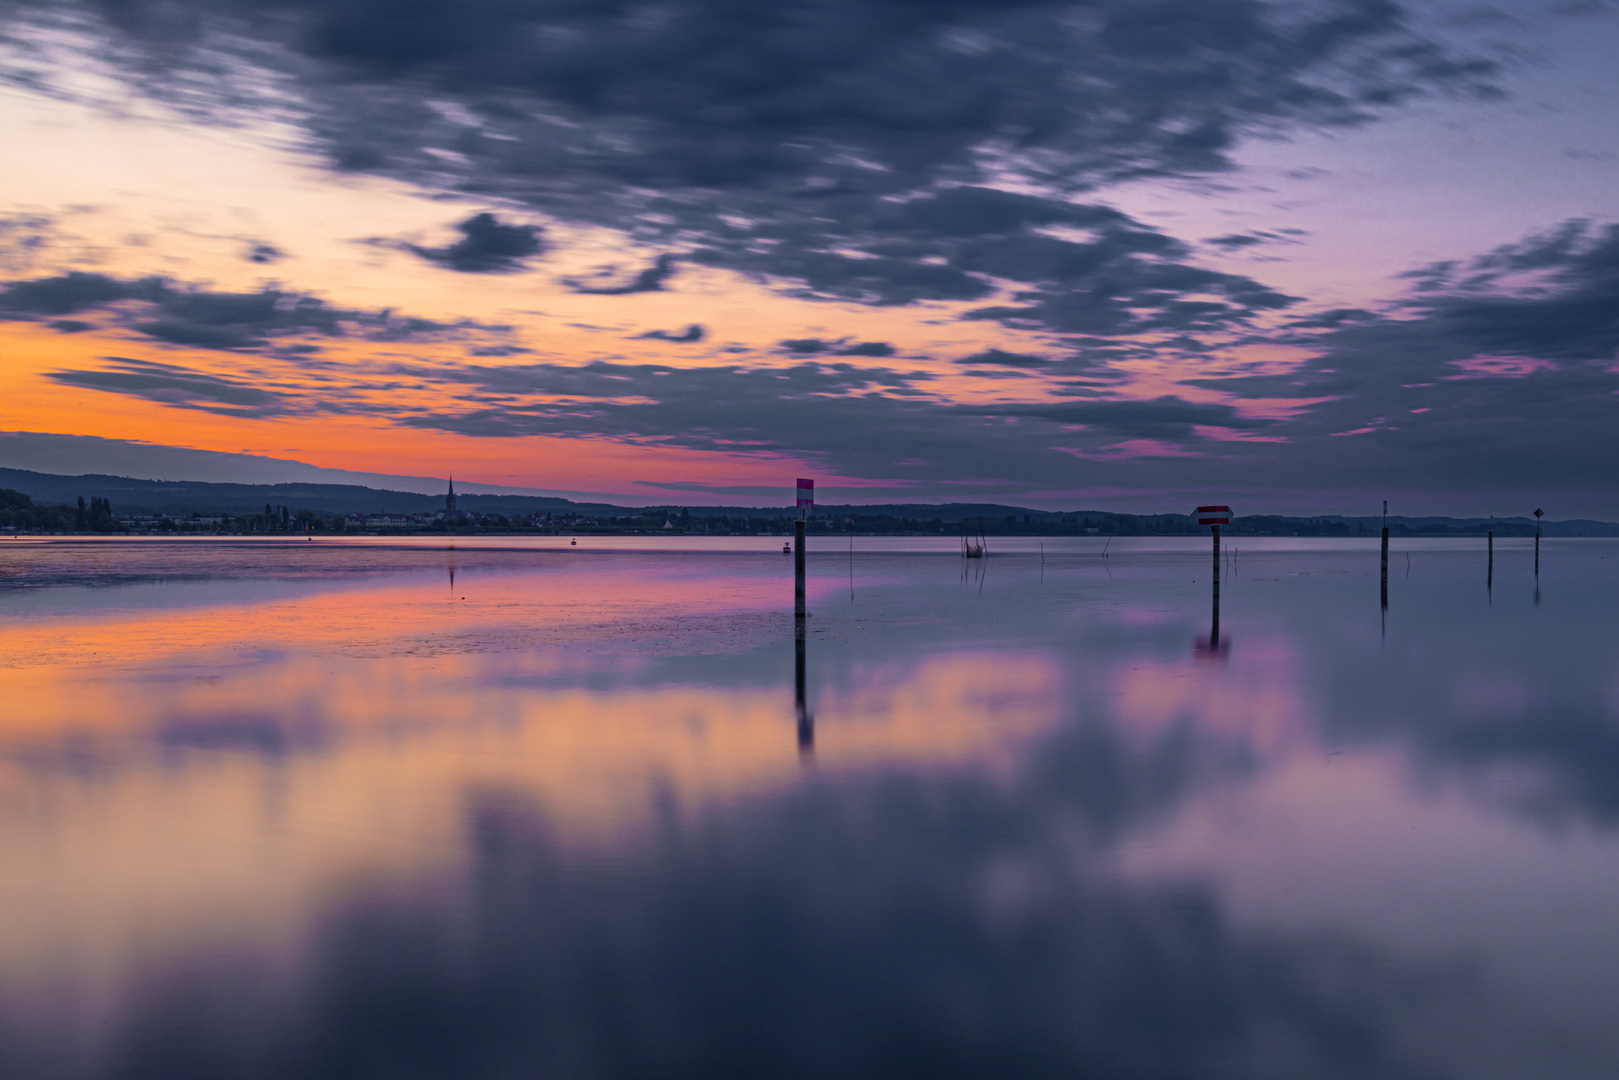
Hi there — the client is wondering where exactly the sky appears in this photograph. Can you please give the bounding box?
[0,0,1615,515]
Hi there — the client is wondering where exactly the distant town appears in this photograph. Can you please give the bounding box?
[2,469,1613,538]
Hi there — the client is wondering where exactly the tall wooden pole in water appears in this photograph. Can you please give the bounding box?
[794,518,806,617]
[1195,506,1231,652]
[793,502,811,752]
[793,479,812,749]
[1534,508,1543,605]
[1534,508,1542,577]
[1381,530,1389,609]
[1381,500,1389,613]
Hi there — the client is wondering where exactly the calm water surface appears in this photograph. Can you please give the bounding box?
[1,535,1617,1079]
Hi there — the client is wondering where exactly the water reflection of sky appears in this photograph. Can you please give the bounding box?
[1,537,1617,1078]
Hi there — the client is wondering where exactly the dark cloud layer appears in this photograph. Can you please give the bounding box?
[635,323,705,343]
[1414,219,1619,362]
[563,254,677,295]
[46,356,295,417]
[2,0,1497,326]
[19,219,1619,498]
[1205,228,1305,250]
[780,338,895,357]
[1179,219,1619,490]
[0,270,455,349]
[689,187,1300,332]
[408,212,544,273]
[959,348,1050,368]
[44,345,1280,487]
[0,270,141,316]
[246,241,283,264]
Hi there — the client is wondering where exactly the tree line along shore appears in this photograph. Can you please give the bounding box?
[4,488,1611,538]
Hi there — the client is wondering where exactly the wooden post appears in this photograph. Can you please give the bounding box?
[1487,529,1493,595]
[1195,505,1231,655]
[1533,508,1542,602]
[1534,531,1541,606]
[795,517,811,754]
[1533,508,1542,577]
[794,518,806,617]
[1381,526,1389,612]
[795,616,811,752]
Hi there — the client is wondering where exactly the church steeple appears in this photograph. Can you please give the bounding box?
[446,474,457,516]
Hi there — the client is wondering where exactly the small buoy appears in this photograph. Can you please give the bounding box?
[570,539,577,546]
[782,542,791,554]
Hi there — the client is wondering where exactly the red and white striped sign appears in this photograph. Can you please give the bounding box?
[1196,504,1231,526]
[796,478,814,512]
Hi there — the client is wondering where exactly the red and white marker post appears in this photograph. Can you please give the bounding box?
[1196,505,1232,649]
[794,478,814,616]
[1196,504,1231,575]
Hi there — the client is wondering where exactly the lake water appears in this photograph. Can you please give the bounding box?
[1,535,1616,1079]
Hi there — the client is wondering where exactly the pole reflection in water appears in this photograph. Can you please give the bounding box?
[960,554,987,593]
[794,516,813,756]
[1381,548,1389,645]
[793,519,806,618]
[1535,517,1543,607]
[1380,524,1390,637]
[1196,567,1229,659]
[795,612,813,757]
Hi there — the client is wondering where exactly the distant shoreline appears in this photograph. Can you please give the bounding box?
[4,467,1616,537]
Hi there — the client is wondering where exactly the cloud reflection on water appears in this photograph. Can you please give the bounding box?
[1,538,1618,1077]
[67,775,1436,1080]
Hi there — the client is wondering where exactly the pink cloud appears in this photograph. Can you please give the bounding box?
[1057,439,1206,461]
[1447,355,1556,379]
[1191,425,1290,444]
